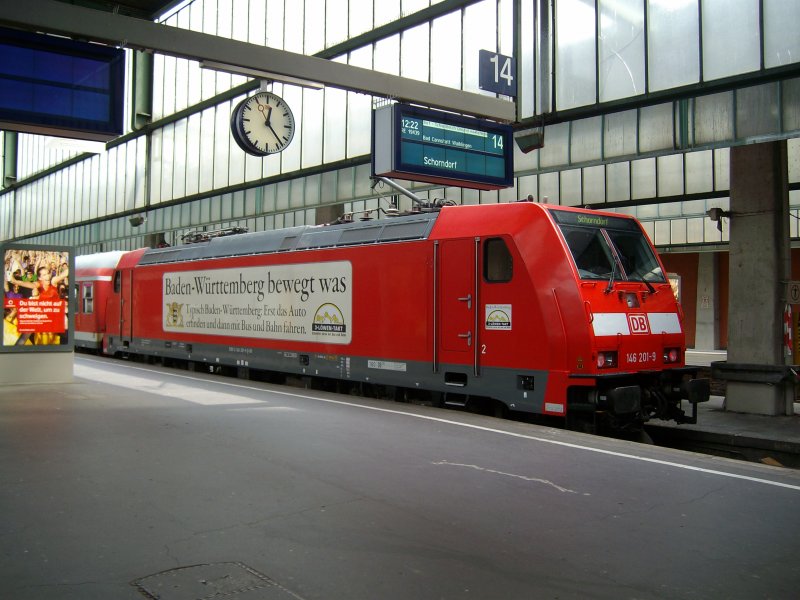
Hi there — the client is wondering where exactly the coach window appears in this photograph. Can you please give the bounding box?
[484,238,513,283]
[113,271,121,293]
[82,282,94,314]
[73,283,80,313]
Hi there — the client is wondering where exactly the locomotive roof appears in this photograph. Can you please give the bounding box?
[138,211,440,266]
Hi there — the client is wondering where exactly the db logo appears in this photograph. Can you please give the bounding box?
[628,313,650,334]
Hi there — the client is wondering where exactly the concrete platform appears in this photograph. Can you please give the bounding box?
[685,349,728,367]
[2,355,800,599]
[646,395,800,468]
[672,349,800,467]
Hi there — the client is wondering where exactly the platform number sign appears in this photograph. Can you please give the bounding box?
[479,50,517,97]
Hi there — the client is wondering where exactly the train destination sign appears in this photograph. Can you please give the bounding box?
[372,103,513,191]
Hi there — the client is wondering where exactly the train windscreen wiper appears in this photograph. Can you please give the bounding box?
[601,230,623,295]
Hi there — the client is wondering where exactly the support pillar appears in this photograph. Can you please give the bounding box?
[724,141,793,415]
[694,252,719,350]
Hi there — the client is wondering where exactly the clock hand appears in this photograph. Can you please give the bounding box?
[258,104,273,126]
[257,104,282,147]
[268,123,281,142]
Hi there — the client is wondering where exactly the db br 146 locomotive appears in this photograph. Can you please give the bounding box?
[75,201,709,432]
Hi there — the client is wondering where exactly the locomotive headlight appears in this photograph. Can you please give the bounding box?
[663,347,680,364]
[596,351,618,369]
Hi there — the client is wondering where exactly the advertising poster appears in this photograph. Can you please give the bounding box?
[163,261,352,345]
[3,246,72,349]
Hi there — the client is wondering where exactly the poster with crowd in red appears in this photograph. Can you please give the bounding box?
[3,248,70,347]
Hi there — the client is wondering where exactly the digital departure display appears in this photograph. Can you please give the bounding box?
[0,27,124,141]
[372,103,513,191]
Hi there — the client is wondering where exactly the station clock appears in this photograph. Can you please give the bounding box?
[230,91,296,156]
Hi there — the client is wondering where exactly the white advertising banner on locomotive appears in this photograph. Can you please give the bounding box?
[162,261,352,344]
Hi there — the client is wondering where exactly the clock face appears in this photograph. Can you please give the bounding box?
[231,91,296,156]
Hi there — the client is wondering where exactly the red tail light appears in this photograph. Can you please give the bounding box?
[663,348,680,364]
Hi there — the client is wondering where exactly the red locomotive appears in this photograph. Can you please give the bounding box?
[75,202,709,432]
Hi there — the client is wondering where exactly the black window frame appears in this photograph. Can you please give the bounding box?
[483,237,513,283]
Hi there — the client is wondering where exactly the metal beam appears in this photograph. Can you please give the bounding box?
[0,0,516,122]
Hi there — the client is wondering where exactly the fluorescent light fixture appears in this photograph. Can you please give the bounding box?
[199,60,324,90]
[45,137,106,154]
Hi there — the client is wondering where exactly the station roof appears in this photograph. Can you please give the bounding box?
[61,0,180,20]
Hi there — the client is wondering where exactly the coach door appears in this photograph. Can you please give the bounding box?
[120,269,134,343]
[436,238,480,376]
[109,269,134,345]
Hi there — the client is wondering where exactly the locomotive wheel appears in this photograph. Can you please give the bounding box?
[492,400,509,419]
[565,402,597,434]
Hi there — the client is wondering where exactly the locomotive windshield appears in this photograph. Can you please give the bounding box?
[549,209,666,284]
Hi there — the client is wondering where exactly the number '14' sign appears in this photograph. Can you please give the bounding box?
[479,50,517,97]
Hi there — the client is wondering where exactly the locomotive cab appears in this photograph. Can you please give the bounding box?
[549,208,710,432]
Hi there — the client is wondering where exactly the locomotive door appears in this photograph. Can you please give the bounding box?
[437,238,479,373]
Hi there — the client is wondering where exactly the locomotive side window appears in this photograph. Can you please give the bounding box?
[484,238,513,282]
[113,271,121,293]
